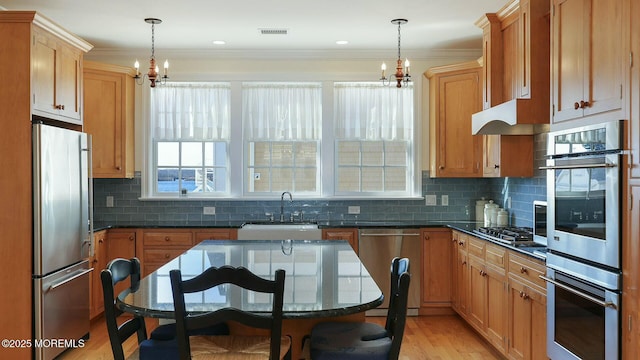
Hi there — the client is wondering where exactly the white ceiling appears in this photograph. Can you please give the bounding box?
[1,0,507,58]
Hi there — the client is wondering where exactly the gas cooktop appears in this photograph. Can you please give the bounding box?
[473,226,544,247]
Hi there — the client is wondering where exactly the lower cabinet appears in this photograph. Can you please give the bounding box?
[451,231,469,316]
[420,228,454,315]
[141,229,195,276]
[451,230,547,359]
[139,228,238,276]
[322,228,358,253]
[507,253,547,360]
[194,228,238,244]
[89,230,107,320]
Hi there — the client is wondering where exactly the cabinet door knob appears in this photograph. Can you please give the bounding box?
[439,165,445,170]
[129,236,134,241]
[55,104,65,110]
[459,241,464,245]
[574,102,581,110]
[165,236,170,241]
[424,235,430,240]
[494,164,500,169]
[520,267,528,274]
[116,166,121,170]
[580,100,590,108]
[462,261,467,266]
[164,253,170,258]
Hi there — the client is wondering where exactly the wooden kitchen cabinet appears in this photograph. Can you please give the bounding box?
[83,61,136,178]
[140,229,194,276]
[482,134,533,177]
[475,0,545,178]
[507,252,547,360]
[322,228,358,253]
[451,231,470,317]
[622,185,640,359]
[420,228,453,315]
[89,230,107,319]
[106,229,136,262]
[195,228,238,243]
[467,237,509,355]
[426,61,483,178]
[551,0,628,126]
[0,13,91,355]
[32,25,89,124]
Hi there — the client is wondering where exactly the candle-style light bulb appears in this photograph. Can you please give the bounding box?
[134,60,140,75]
[381,62,387,78]
[163,60,169,76]
[404,58,410,75]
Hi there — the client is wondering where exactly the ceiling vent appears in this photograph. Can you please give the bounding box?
[260,28,288,35]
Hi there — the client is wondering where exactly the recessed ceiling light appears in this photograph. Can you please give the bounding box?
[336,40,349,45]
[212,40,226,45]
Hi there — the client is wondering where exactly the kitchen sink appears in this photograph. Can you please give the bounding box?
[237,223,322,240]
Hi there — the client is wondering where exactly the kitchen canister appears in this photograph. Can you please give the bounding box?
[484,200,498,226]
[475,197,488,223]
[497,209,509,227]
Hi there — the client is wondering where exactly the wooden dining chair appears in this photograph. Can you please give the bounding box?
[308,257,411,360]
[101,257,178,360]
[170,265,292,360]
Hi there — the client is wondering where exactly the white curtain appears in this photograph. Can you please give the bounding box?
[242,82,322,140]
[334,82,414,140]
[151,83,230,140]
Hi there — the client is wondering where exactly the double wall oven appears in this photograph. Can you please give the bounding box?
[542,120,624,360]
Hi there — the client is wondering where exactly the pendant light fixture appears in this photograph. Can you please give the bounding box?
[134,18,169,88]
[380,19,411,88]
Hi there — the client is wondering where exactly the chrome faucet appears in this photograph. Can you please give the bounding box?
[280,191,292,222]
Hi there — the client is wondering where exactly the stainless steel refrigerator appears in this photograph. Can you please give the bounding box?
[32,123,93,360]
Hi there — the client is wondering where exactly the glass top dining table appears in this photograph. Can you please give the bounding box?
[116,239,384,319]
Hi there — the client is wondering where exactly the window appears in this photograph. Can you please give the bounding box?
[334,82,414,195]
[144,81,418,199]
[150,83,231,197]
[242,83,322,195]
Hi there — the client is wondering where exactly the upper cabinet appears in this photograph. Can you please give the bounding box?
[83,62,136,178]
[426,61,483,178]
[30,16,92,125]
[551,0,629,127]
[473,0,546,177]
[471,0,550,137]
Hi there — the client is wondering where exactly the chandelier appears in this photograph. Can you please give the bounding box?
[380,19,411,88]
[134,18,169,88]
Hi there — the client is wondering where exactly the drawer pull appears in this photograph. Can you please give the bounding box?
[129,236,134,241]
[520,267,528,274]
[164,254,170,259]
[165,236,170,241]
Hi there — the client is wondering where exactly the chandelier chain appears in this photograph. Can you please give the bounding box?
[151,22,156,60]
[397,22,402,60]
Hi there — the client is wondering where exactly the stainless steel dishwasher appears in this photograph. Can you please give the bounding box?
[358,228,421,316]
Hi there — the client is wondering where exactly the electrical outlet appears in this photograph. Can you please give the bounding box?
[425,195,437,206]
[203,206,216,215]
[106,196,114,208]
[348,206,360,214]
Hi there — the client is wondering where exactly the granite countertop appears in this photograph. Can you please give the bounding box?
[94,220,546,261]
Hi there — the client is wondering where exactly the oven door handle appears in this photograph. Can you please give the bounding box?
[539,275,618,309]
[539,163,616,170]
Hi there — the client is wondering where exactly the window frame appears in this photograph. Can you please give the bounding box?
[141,80,421,200]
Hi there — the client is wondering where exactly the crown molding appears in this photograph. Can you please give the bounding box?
[86,47,482,61]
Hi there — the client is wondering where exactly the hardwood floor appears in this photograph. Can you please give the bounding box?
[58,315,502,360]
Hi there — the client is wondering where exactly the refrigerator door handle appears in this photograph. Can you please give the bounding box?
[48,268,94,291]
[82,135,94,258]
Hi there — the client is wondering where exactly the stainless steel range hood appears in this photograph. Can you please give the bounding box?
[471,98,550,135]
